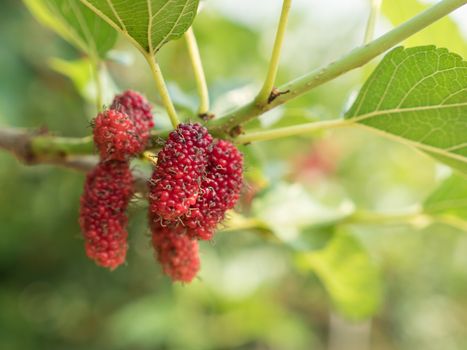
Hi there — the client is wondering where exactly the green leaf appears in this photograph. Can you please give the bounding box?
[346,46,467,173]
[23,0,117,59]
[382,0,467,57]
[298,232,381,320]
[424,173,467,220]
[49,57,117,107]
[79,0,200,55]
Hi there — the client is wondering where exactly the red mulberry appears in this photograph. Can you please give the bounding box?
[111,90,154,145]
[150,216,200,283]
[148,123,213,220]
[184,140,243,240]
[93,109,144,161]
[79,160,133,269]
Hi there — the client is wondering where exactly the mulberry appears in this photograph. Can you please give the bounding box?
[150,216,200,283]
[184,140,243,240]
[148,123,213,220]
[93,109,144,160]
[79,160,133,269]
[111,90,154,145]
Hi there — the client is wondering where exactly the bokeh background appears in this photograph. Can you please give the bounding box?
[1,0,467,349]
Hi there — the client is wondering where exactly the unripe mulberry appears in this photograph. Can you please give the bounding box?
[79,160,133,269]
[111,90,154,145]
[93,109,144,160]
[150,216,200,283]
[148,123,213,220]
[184,140,243,240]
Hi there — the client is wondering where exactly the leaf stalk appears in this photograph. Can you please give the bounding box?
[184,27,210,116]
[255,0,293,105]
[145,53,180,128]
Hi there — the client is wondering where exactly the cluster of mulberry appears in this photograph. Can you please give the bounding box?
[80,103,243,281]
[79,91,153,269]
[149,123,243,282]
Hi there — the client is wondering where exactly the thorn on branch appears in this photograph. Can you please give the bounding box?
[198,112,215,121]
[229,125,244,138]
[268,87,290,104]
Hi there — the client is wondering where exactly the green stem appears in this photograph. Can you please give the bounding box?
[145,53,180,128]
[184,27,210,116]
[0,127,170,163]
[30,135,95,157]
[256,0,293,104]
[434,215,467,232]
[235,118,350,144]
[364,0,382,44]
[210,0,467,135]
[345,209,424,225]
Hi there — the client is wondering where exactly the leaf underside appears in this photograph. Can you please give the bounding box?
[79,0,200,54]
[24,0,117,59]
[346,46,467,174]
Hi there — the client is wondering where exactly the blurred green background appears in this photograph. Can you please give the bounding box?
[1,0,467,349]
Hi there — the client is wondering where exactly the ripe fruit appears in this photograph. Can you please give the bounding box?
[184,140,244,240]
[208,140,244,210]
[81,92,154,270]
[148,123,213,220]
[79,160,133,269]
[93,109,144,160]
[150,216,200,283]
[111,90,154,144]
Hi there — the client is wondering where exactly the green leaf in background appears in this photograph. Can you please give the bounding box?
[298,231,382,320]
[23,0,117,59]
[79,0,200,55]
[252,182,353,244]
[49,57,117,107]
[346,46,467,173]
[424,173,467,220]
[382,0,467,57]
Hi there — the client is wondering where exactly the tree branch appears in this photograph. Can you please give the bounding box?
[0,127,148,193]
[0,127,34,162]
[209,0,467,136]
[0,0,465,174]
[0,127,169,160]
[235,118,350,144]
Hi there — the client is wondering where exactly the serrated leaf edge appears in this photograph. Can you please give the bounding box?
[80,0,197,56]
